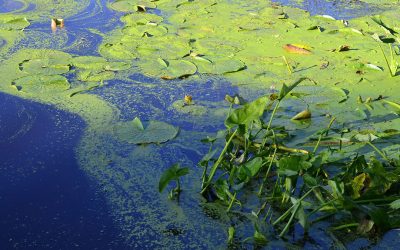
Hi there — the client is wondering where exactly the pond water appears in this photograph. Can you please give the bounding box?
[1,0,399,249]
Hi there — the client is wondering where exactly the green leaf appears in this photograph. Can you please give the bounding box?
[13,75,70,94]
[237,157,263,181]
[383,100,400,114]
[131,117,144,130]
[193,57,245,74]
[390,199,400,210]
[110,0,157,12]
[278,155,312,176]
[140,58,197,79]
[228,226,235,244]
[158,163,189,193]
[278,78,308,101]
[225,96,268,128]
[291,109,311,120]
[114,119,179,144]
[21,58,70,75]
[0,16,30,30]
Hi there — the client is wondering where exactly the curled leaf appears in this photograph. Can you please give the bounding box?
[291,109,311,120]
[283,44,311,54]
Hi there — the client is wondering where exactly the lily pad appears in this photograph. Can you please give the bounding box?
[77,70,115,82]
[0,16,30,30]
[140,58,197,79]
[170,100,208,116]
[114,118,179,144]
[110,0,157,12]
[12,75,70,94]
[20,58,70,75]
[121,13,163,26]
[99,42,138,60]
[192,57,246,75]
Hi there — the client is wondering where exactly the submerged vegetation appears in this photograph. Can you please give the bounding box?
[1,0,400,248]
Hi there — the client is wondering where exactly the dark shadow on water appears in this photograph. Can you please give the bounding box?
[0,92,126,249]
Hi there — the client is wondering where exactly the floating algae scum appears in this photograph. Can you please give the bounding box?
[0,0,400,248]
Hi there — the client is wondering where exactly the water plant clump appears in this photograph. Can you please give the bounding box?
[196,78,400,245]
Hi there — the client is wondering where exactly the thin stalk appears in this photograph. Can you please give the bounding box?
[259,100,281,153]
[258,147,278,195]
[313,117,336,153]
[201,144,214,189]
[226,192,237,212]
[331,223,359,231]
[282,56,293,74]
[201,129,238,194]
[279,203,300,237]
[366,141,390,162]
[272,187,315,226]
[274,144,309,154]
[354,196,400,204]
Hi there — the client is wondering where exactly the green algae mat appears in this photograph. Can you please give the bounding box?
[1,0,400,248]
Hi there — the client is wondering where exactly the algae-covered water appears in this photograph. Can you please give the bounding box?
[1,0,399,248]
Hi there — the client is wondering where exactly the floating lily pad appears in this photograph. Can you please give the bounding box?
[192,57,246,75]
[77,70,115,82]
[121,13,163,26]
[13,75,70,94]
[99,42,138,60]
[140,58,197,79]
[75,56,131,70]
[20,58,70,75]
[114,118,179,144]
[72,56,108,70]
[0,16,30,30]
[110,0,157,12]
[170,100,207,116]
[122,24,168,37]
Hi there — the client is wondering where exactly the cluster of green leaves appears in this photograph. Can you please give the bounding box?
[197,78,400,245]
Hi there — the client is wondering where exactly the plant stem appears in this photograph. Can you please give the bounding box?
[282,56,293,74]
[331,223,359,231]
[279,202,300,237]
[366,141,390,162]
[258,147,278,195]
[313,117,336,153]
[226,192,237,212]
[259,101,280,153]
[272,187,315,226]
[201,129,238,194]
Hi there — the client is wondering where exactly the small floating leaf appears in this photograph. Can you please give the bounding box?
[114,118,179,144]
[365,63,384,71]
[291,109,311,120]
[110,0,157,12]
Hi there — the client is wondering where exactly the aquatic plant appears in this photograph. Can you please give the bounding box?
[196,78,400,245]
[159,163,189,199]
